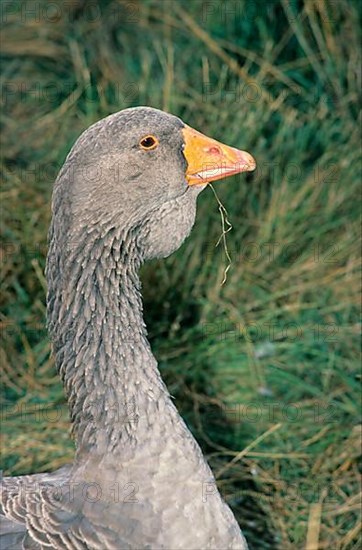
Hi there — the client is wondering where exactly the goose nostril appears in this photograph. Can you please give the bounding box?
[207,146,221,155]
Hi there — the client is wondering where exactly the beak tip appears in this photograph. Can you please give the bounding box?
[238,151,256,172]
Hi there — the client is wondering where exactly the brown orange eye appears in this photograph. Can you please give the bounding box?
[139,135,158,150]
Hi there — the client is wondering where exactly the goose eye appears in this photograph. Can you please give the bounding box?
[139,135,158,150]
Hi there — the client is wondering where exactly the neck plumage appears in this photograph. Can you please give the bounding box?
[46,221,172,457]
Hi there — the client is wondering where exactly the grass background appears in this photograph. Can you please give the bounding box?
[1,1,361,548]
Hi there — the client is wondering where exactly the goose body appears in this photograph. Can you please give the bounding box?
[1,107,255,549]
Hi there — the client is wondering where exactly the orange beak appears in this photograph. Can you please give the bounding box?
[182,125,256,185]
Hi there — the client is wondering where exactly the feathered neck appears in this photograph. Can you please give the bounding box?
[46,218,174,458]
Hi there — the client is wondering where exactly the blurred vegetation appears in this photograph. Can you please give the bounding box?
[1,1,361,549]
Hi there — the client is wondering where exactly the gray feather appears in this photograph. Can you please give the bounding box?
[1,107,248,549]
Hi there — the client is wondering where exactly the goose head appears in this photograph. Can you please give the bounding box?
[56,106,256,261]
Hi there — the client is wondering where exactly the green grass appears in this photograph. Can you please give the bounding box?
[1,1,361,548]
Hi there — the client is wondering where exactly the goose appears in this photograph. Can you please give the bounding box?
[1,107,256,550]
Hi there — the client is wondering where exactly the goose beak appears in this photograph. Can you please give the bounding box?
[182,125,256,186]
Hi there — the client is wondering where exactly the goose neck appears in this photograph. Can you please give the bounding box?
[46,228,172,455]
